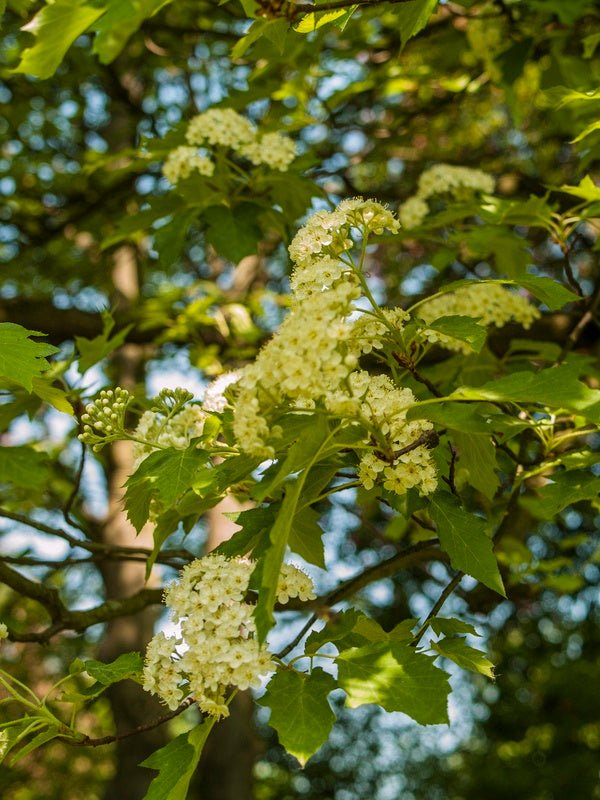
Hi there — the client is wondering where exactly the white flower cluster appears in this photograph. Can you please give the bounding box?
[78,388,131,451]
[133,404,209,464]
[418,283,540,353]
[399,164,495,229]
[289,198,400,269]
[233,281,361,457]
[162,108,297,184]
[162,146,215,183]
[238,132,298,172]
[353,373,437,496]
[232,198,437,496]
[142,555,315,716]
[202,371,243,413]
[350,308,410,355]
[186,109,255,149]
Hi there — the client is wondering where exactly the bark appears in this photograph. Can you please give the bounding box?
[98,246,168,800]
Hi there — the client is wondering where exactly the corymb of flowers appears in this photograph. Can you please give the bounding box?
[162,108,297,184]
[143,556,315,717]
[232,195,539,499]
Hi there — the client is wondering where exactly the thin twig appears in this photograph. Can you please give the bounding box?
[393,352,442,397]
[63,440,87,532]
[276,614,319,659]
[71,698,196,747]
[442,443,458,496]
[557,281,600,364]
[412,572,464,645]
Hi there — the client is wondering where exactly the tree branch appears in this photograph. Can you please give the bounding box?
[70,698,196,748]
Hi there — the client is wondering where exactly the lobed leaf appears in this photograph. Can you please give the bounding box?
[337,642,450,725]
[0,323,58,392]
[259,668,336,765]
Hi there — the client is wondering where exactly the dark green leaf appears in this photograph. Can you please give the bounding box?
[425,315,487,353]
[450,365,600,423]
[306,610,417,655]
[204,203,261,262]
[431,637,494,678]
[520,470,600,520]
[141,720,216,800]
[125,447,210,532]
[288,506,325,568]
[495,38,534,85]
[398,0,438,47]
[84,652,143,685]
[259,668,336,765]
[91,0,172,64]
[429,617,480,638]
[514,275,580,310]
[215,506,275,558]
[429,492,505,595]
[254,415,333,502]
[407,401,528,437]
[453,432,499,500]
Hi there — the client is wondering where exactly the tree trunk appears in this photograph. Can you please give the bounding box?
[98,246,167,800]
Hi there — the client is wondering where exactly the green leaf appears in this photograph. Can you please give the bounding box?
[254,414,333,502]
[0,445,51,490]
[407,402,528,437]
[215,506,275,558]
[0,323,58,391]
[84,652,144,685]
[572,119,600,144]
[288,506,325,568]
[204,203,261,262]
[9,725,60,766]
[429,492,505,595]
[259,668,336,765]
[90,0,172,64]
[254,479,304,642]
[231,19,267,59]
[424,315,487,353]
[262,18,289,53]
[398,0,438,47]
[520,470,600,520]
[557,175,600,202]
[141,720,217,800]
[453,432,499,500]
[450,365,600,424]
[30,377,74,414]
[125,447,210,532]
[513,275,580,310]
[494,38,533,85]
[429,617,480,638]
[75,312,133,373]
[14,0,105,79]
[337,642,450,725]
[306,610,417,655]
[431,637,494,678]
[295,9,347,32]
